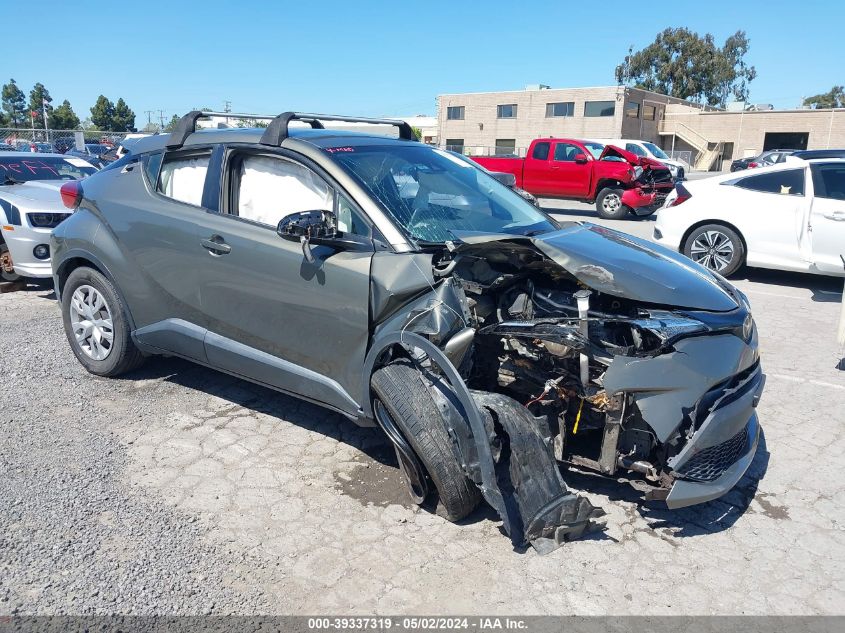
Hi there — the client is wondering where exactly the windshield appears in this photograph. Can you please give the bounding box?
[331,145,556,243]
[642,142,669,160]
[0,156,96,182]
[583,142,604,159]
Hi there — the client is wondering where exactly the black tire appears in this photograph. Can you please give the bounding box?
[61,266,145,376]
[595,187,630,220]
[371,360,481,521]
[682,223,745,277]
[0,243,22,283]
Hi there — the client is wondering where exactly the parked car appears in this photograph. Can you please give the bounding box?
[590,138,686,180]
[779,149,845,162]
[65,144,115,169]
[51,111,763,551]
[471,138,674,219]
[0,152,96,281]
[654,160,845,277]
[730,149,795,172]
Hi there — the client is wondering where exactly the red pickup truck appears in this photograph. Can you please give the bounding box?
[472,138,674,219]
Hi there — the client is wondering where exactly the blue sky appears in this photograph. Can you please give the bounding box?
[3,0,840,125]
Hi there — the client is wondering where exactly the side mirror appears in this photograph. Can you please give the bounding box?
[277,209,338,263]
[490,171,517,188]
[574,153,588,164]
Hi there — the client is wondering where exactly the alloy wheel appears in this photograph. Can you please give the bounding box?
[689,230,735,272]
[69,285,114,361]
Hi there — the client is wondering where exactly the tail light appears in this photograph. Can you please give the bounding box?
[669,183,691,207]
[748,162,759,169]
[60,181,83,209]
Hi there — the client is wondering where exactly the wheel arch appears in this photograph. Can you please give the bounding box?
[55,250,137,331]
[680,219,748,259]
[595,178,628,194]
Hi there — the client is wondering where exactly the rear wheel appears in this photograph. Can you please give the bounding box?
[595,187,630,220]
[61,267,145,376]
[0,243,22,282]
[371,360,481,521]
[683,223,745,276]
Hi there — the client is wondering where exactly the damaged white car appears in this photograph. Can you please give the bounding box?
[51,111,765,553]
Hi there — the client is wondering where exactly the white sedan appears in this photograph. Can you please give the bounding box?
[654,159,845,277]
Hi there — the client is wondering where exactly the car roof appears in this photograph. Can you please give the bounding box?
[0,151,74,159]
[128,126,415,155]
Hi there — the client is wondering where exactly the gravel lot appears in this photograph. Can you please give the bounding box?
[1,201,844,615]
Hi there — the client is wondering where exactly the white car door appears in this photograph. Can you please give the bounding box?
[808,162,845,275]
[729,168,812,270]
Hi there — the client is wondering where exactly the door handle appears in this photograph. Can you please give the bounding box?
[822,212,845,221]
[200,235,231,255]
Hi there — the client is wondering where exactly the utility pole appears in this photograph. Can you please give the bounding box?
[224,100,231,126]
[158,110,166,130]
[144,110,155,126]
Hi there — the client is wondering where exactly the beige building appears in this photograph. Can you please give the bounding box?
[437,85,845,170]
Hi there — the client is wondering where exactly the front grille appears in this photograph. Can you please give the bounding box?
[676,427,748,482]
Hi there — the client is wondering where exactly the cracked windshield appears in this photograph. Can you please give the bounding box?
[332,145,555,243]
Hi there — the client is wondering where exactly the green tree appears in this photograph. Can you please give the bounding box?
[163,114,181,132]
[28,82,53,128]
[50,100,81,130]
[803,86,845,109]
[411,126,423,141]
[615,28,757,108]
[2,79,26,127]
[112,98,136,131]
[90,95,115,130]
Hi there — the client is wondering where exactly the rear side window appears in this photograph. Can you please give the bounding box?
[734,169,805,196]
[157,152,211,206]
[811,164,845,200]
[143,152,163,187]
[532,142,550,160]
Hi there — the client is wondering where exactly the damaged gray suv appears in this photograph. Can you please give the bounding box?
[51,111,764,553]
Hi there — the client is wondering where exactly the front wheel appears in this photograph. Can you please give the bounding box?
[683,224,745,276]
[371,360,481,521]
[595,187,630,220]
[0,243,22,283]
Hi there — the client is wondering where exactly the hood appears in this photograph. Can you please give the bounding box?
[453,224,740,312]
[0,180,65,209]
[599,144,669,171]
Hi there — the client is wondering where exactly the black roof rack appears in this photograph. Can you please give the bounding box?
[166,110,415,150]
[260,112,414,146]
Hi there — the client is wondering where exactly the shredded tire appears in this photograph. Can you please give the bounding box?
[371,360,481,521]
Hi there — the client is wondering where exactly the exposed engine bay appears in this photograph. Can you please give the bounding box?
[371,225,764,553]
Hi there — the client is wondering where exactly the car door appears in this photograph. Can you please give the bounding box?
[729,168,812,270]
[100,148,214,360]
[194,148,376,415]
[522,141,554,195]
[808,162,845,274]
[548,141,591,198]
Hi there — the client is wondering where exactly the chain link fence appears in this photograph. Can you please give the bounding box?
[1,128,131,153]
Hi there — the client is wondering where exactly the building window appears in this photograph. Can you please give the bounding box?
[625,102,640,118]
[545,102,574,117]
[497,104,517,119]
[494,139,516,156]
[642,104,656,121]
[584,101,615,117]
[446,106,464,120]
[445,139,464,153]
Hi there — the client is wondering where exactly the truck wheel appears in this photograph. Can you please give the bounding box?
[61,266,146,376]
[596,188,630,220]
[0,243,22,282]
[371,359,481,521]
[682,223,745,277]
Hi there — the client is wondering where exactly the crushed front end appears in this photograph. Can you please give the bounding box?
[373,223,764,552]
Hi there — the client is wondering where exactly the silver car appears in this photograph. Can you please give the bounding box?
[0,152,96,281]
